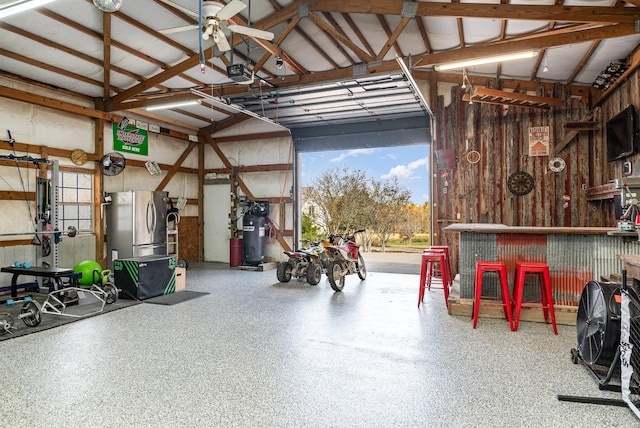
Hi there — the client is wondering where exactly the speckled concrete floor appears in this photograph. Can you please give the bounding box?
[0,261,638,427]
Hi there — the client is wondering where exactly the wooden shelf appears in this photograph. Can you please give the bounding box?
[586,182,617,201]
[564,121,599,131]
[461,87,564,110]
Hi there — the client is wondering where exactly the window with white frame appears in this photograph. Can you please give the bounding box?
[58,172,93,232]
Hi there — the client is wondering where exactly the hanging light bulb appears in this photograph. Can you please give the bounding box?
[543,64,549,73]
[93,0,122,12]
[461,72,466,89]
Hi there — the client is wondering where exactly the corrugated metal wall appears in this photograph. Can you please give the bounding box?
[459,231,640,306]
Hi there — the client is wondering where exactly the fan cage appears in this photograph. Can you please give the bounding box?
[622,286,640,418]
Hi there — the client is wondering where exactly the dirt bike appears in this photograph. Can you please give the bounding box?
[276,240,325,285]
[324,229,366,291]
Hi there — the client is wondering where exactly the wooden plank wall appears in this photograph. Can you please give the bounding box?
[434,69,640,275]
[178,217,199,264]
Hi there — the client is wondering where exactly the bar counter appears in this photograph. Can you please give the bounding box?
[443,223,640,306]
[444,224,615,235]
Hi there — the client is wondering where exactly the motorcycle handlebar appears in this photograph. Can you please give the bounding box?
[327,229,365,243]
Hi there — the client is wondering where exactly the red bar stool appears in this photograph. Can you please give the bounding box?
[428,246,453,290]
[473,260,513,330]
[512,261,558,334]
[418,250,451,308]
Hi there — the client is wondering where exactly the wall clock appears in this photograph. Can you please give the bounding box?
[507,171,534,196]
[70,149,88,166]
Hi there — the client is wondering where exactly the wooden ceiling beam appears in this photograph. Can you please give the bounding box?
[414,16,433,54]
[106,54,200,109]
[154,141,198,192]
[496,0,509,79]
[295,19,343,68]
[413,22,638,67]
[102,12,111,100]
[376,15,410,60]
[204,114,252,133]
[0,85,111,120]
[37,9,207,89]
[0,48,106,89]
[307,12,374,63]
[321,12,360,64]
[342,13,376,58]
[254,17,302,74]
[250,1,300,32]
[566,41,600,85]
[226,13,307,74]
[305,0,640,23]
[0,22,147,86]
[112,9,194,57]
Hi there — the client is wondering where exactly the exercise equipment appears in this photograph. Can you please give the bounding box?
[19,299,41,327]
[0,225,77,239]
[73,260,103,286]
[39,268,119,321]
[0,313,15,334]
[0,156,68,274]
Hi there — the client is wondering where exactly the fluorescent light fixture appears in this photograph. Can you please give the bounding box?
[190,88,289,130]
[145,100,199,111]
[434,50,539,71]
[0,0,56,19]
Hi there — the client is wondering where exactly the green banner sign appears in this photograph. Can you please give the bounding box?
[113,122,148,156]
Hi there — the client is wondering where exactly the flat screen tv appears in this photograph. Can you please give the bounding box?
[607,104,637,162]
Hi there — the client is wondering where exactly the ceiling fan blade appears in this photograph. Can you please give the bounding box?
[216,0,246,20]
[157,0,200,19]
[159,24,199,35]
[214,28,231,51]
[227,24,274,41]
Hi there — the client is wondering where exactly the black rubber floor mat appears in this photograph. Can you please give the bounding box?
[0,297,141,341]
[143,291,209,305]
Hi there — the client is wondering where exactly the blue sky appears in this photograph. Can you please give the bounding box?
[300,145,430,205]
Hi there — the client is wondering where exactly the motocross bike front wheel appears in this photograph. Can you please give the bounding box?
[356,253,367,280]
[306,261,322,286]
[328,261,346,291]
[277,261,293,282]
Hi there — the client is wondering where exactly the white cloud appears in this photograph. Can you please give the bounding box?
[330,148,377,163]
[381,156,429,181]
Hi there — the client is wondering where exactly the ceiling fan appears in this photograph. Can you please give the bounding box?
[158,0,274,52]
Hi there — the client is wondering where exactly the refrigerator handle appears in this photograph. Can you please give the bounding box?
[147,199,156,235]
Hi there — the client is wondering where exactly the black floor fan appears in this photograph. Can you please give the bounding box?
[558,271,640,411]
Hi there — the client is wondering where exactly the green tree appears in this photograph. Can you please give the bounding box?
[368,176,411,252]
[301,212,322,243]
[398,204,424,244]
[304,167,413,252]
[309,167,370,235]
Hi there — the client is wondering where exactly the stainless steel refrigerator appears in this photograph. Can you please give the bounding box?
[105,191,168,270]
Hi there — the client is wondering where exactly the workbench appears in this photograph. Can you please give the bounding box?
[618,254,640,284]
[1,266,75,300]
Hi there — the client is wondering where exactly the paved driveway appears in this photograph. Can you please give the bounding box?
[362,250,422,275]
